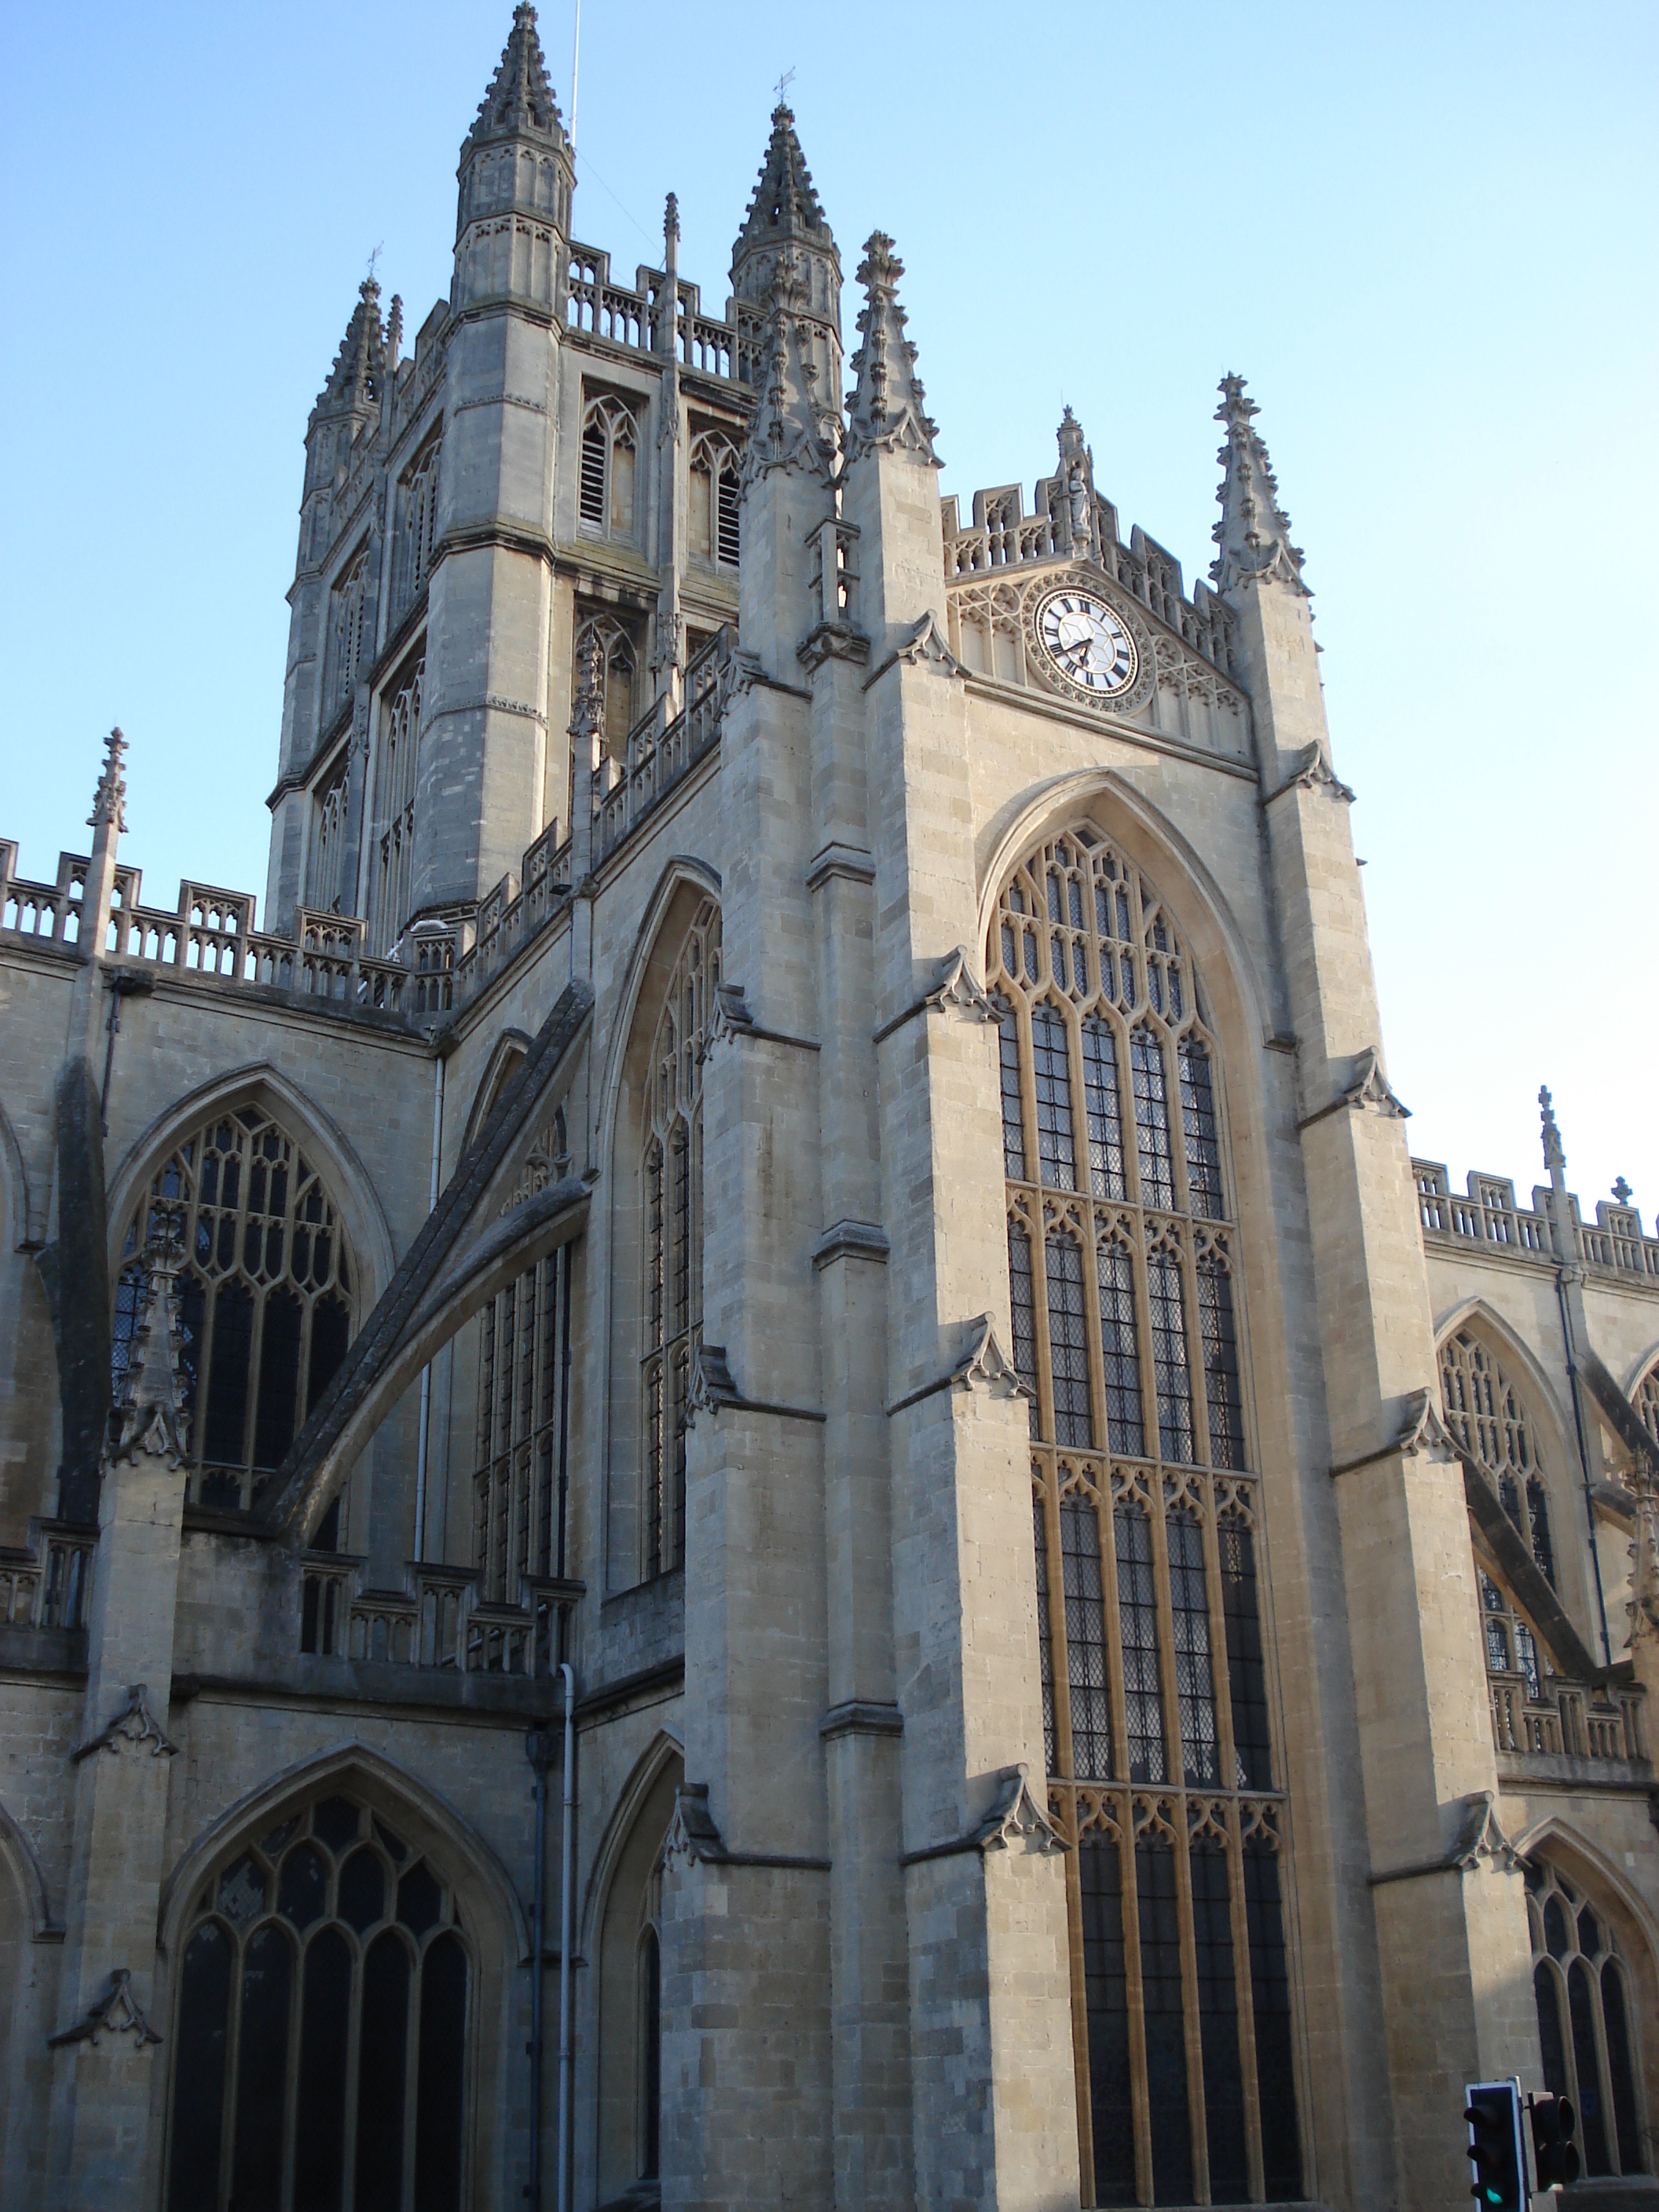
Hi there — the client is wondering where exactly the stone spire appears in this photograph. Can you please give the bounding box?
[87,727,127,835]
[465,2,564,150]
[317,278,386,413]
[742,255,837,487]
[730,103,841,397]
[844,232,938,467]
[107,1208,189,1471]
[1210,373,1306,595]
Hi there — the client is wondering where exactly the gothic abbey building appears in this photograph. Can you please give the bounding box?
[2,10,1657,2209]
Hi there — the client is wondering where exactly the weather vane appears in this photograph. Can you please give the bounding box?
[366,243,383,284]
[775,68,795,104]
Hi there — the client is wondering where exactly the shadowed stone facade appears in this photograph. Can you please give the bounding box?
[2,10,1657,2208]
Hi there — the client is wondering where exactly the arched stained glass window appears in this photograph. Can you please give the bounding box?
[111,1108,355,1517]
[164,1790,470,2212]
[642,901,719,1580]
[1526,1859,1646,2178]
[1439,1331,1556,1584]
[992,824,1300,2205]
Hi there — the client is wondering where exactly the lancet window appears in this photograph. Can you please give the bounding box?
[324,547,371,723]
[1439,1330,1556,1585]
[689,434,742,568]
[393,434,441,617]
[642,903,718,1579]
[579,394,639,541]
[111,1108,354,1514]
[1526,1859,1646,2178]
[308,756,350,915]
[994,825,1301,2207]
[471,1101,573,1606]
[372,657,422,954]
[165,1790,469,2212]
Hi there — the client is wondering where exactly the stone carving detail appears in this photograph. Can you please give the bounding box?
[892,610,966,679]
[972,1764,1067,1856]
[48,1967,163,2051]
[1342,1046,1410,1121]
[71,1683,180,1765]
[88,727,128,833]
[1393,1387,1462,1465]
[1211,373,1308,595]
[1277,739,1356,804]
[1448,1790,1523,1873]
[687,1342,741,1418]
[947,1314,1033,1403]
[107,1208,191,1472]
[661,1782,728,1870]
[742,252,837,488]
[702,983,756,1055]
[923,946,996,1024]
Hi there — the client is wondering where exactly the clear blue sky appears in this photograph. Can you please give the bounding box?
[2,2,1654,1215]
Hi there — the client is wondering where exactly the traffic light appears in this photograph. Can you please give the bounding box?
[1529,2093,1581,2189]
[1465,2081,1526,2212]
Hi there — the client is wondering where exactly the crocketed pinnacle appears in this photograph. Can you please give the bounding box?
[88,727,128,834]
[742,253,835,486]
[844,232,938,467]
[734,102,832,260]
[1210,374,1306,595]
[107,1208,190,1470]
[467,2,562,148]
[318,278,386,411]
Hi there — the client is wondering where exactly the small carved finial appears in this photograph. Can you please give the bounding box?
[1539,1084,1566,1180]
[569,630,605,756]
[1210,373,1307,596]
[665,190,679,243]
[386,292,403,354]
[88,726,128,834]
[1613,1176,1632,1206]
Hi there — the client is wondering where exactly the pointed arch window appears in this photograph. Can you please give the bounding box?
[111,1108,355,1518]
[1439,1329,1556,1584]
[690,433,742,568]
[642,901,719,1578]
[372,656,423,956]
[307,754,350,917]
[992,825,1301,2204]
[1635,1364,1659,1446]
[324,546,371,723]
[393,432,441,617]
[1526,1859,1646,2179]
[164,1789,470,2212]
[579,394,639,540]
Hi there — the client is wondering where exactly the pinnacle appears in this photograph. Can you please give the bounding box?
[318,278,386,412]
[734,101,832,264]
[844,230,939,467]
[88,726,128,834]
[467,2,563,148]
[108,1205,191,1470]
[1210,373,1306,595]
[742,254,837,488]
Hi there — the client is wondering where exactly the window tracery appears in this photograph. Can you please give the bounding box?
[324,547,370,723]
[1635,1364,1659,1446]
[1439,1330,1556,1584]
[575,615,640,764]
[1526,1859,1646,2178]
[579,395,639,541]
[642,903,718,1579]
[165,1789,469,2212]
[994,825,1300,2204]
[308,756,350,916]
[372,657,422,954]
[689,433,742,568]
[111,1108,354,1514]
[393,434,441,617]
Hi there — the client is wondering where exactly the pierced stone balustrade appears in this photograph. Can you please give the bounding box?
[298,1554,580,1679]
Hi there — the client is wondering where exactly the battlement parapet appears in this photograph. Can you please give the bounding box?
[1413,1157,1659,1287]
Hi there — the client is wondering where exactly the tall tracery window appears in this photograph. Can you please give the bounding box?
[112,1108,354,1514]
[1527,1859,1646,2178]
[394,434,441,617]
[308,755,350,915]
[471,1101,573,1613]
[372,657,423,954]
[165,1789,470,2212]
[579,394,639,540]
[1439,1330,1556,1584]
[994,825,1300,2207]
[689,433,742,568]
[324,547,370,723]
[642,902,718,1580]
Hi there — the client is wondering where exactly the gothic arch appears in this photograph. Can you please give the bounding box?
[594,855,723,1187]
[461,1030,536,1158]
[105,1062,397,1306]
[975,768,1281,1057]
[1431,1295,1574,1451]
[156,1740,529,1962]
[0,1799,58,1943]
[0,1092,35,1251]
[579,1727,685,1953]
[1511,1816,1659,1966]
[1621,1342,1659,1404]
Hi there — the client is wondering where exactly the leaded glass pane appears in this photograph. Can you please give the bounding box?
[1046,1234,1093,1449]
[1061,1496,1111,1779]
[1031,1004,1078,1190]
[1115,1506,1165,1785]
[1169,1511,1219,1785]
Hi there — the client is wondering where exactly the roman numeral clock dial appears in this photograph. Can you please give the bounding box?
[1035,586,1138,700]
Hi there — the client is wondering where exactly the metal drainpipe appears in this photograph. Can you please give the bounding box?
[412,1053,444,1560]
[557,1660,577,2212]
[526,1724,553,2210]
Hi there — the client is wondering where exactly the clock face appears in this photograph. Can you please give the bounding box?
[1035,587,1138,698]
